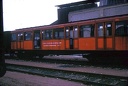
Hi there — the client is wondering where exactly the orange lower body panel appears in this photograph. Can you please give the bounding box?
[106,38,113,49]
[79,38,96,50]
[97,38,104,49]
[17,42,24,49]
[11,41,33,50]
[74,39,78,49]
[97,37,113,50]
[115,37,128,50]
[65,40,69,49]
[24,41,33,50]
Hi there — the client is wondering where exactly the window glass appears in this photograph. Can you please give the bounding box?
[70,30,73,38]
[54,31,58,39]
[34,33,40,40]
[44,30,52,40]
[98,23,103,37]
[53,28,64,39]
[42,31,44,39]
[65,27,69,38]
[59,31,64,38]
[74,26,78,38]
[24,32,32,40]
[18,33,23,41]
[115,21,128,36]
[11,34,17,41]
[80,25,94,37]
[106,23,112,36]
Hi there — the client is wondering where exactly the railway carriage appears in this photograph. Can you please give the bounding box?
[10,15,128,62]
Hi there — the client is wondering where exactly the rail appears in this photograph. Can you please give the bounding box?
[6,63,128,86]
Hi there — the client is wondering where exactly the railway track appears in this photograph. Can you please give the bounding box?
[6,63,128,86]
[6,56,128,70]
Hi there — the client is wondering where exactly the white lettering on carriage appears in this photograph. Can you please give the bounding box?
[43,42,62,46]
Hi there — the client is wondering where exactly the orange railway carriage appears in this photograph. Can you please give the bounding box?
[11,15,128,61]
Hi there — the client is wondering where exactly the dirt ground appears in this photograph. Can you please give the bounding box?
[0,71,86,86]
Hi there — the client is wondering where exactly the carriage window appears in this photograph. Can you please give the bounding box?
[59,31,64,38]
[53,28,64,39]
[65,27,69,38]
[106,23,112,36]
[74,26,78,38]
[80,25,94,37]
[70,29,73,38]
[98,23,103,37]
[115,21,128,36]
[44,30,52,40]
[11,34,17,41]
[24,32,32,40]
[42,31,44,39]
[18,33,23,41]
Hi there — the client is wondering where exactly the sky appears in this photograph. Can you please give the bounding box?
[3,0,85,31]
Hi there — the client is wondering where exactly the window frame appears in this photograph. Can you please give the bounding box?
[73,26,78,38]
[11,33,17,41]
[44,29,53,40]
[106,22,112,36]
[115,20,128,36]
[65,27,70,39]
[24,32,32,41]
[53,28,64,39]
[17,33,24,41]
[80,24,95,38]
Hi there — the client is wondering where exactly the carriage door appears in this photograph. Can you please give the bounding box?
[17,33,24,49]
[65,26,78,49]
[97,22,113,50]
[70,27,74,49]
[33,30,41,49]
